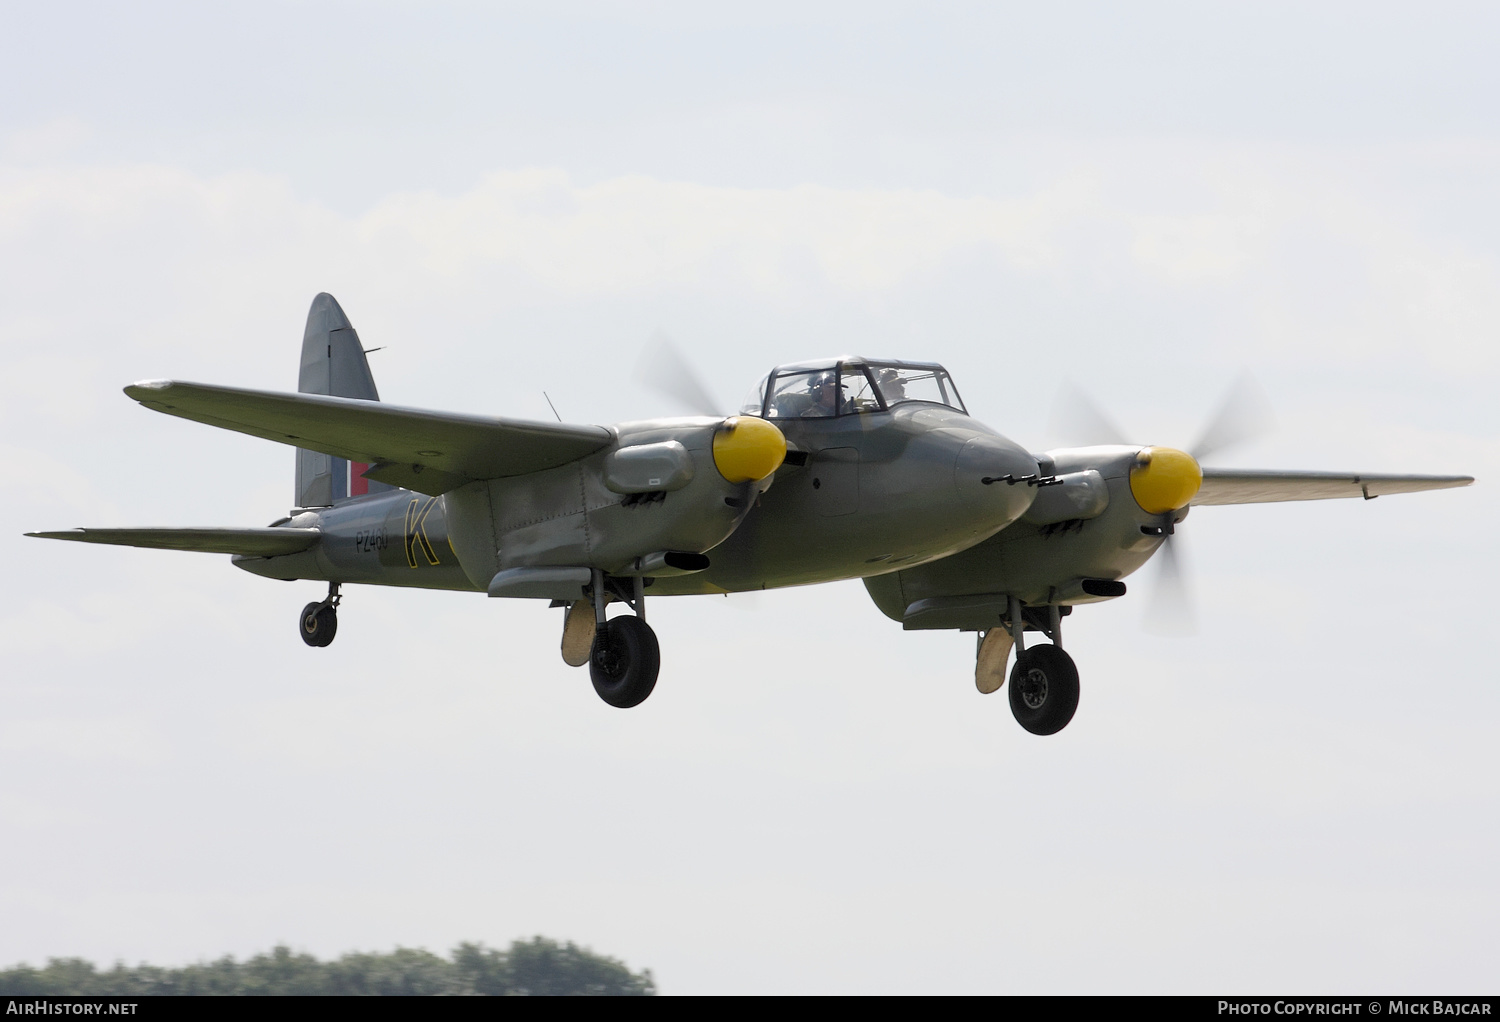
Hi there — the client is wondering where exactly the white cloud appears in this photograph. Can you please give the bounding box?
[0,139,1493,992]
[4,149,1496,389]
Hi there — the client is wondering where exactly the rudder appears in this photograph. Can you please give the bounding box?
[294,293,392,507]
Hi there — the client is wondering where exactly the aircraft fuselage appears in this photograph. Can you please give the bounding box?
[233,405,1041,597]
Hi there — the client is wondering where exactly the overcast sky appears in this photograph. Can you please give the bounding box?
[2,1,1496,994]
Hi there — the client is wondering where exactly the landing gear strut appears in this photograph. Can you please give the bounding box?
[585,570,661,708]
[1001,596,1079,735]
[299,583,340,648]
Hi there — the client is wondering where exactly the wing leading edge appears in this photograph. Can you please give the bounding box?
[1194,469,1473,505]
[125,380,614,496]
[25,527,321,557]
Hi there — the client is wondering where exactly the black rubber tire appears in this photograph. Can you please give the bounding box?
[1008,644,1079,735]
[589,615,660,708]
[299,602,337,648]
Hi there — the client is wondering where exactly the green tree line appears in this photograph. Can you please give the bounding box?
[0,937,655,996]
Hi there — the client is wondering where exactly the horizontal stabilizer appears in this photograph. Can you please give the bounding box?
[124,380,614,496]
[26,527,321,557]
[1195,469,1473,505]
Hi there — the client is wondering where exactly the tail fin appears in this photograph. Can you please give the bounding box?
[294,293,392,507]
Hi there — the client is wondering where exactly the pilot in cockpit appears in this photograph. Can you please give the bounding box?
[807,372,841,417]
[877,367,906,404]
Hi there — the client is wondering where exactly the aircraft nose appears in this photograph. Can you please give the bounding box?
[953,435,1039,524]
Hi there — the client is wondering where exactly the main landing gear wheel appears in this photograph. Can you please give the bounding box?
[589,615,660,708]
[1008,644,1079,735]
[299,601,337,647]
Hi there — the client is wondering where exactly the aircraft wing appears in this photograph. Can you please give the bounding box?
[1194,469,1473,505]
[25,527,321,556]
[125,380,614,496]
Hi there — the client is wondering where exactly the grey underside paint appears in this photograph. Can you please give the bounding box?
[230,490,476,591]
[864,464,1164,630]
[230,405,1042,599]
[442,418,759,589]
[863,457,1477,632]
[650,405,1040,595]
[1194,469,1473,504]
[67,353,1479,622]
[216,457,1471,607]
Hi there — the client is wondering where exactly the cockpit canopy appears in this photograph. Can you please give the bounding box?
[739,358,967,420]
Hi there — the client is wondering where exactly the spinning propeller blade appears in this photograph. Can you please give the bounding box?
[1144,532,1196,636]
[1189,374,1275,462]
[635,331,723,417]
[1049,383,1129,446]
[1052,373,1273,636]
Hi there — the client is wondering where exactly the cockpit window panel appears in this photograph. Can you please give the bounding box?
[840,364,884,415]
[767,368,838,419]
[739,374,770,416]
[753,358,966,419]
[867,363,967,413]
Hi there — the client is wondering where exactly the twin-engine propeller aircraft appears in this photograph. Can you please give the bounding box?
[29,294,1473,733]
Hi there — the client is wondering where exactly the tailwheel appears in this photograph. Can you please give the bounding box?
[589,615,660,708]
[299,583,341,648]
[1008,644,1079,735]
[298,601,337,647]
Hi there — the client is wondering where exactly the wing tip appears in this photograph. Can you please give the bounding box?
[124,379,176,400]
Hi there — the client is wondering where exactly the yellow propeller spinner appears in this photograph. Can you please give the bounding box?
[1129,446,1203,514]
[712,416,788,483]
